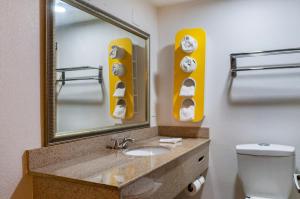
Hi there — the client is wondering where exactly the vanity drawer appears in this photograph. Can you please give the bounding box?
[121,142,209,199]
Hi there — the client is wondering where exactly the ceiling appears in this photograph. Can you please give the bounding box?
[146,0,196,7]
[54,0,196,27]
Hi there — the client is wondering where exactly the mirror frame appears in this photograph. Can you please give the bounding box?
[44,0,150,146]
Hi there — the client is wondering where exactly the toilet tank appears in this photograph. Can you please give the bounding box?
[236,144,295,199]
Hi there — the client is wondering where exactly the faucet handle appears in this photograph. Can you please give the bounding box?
[112,138,120,148]
[107,137,135,149]
[120,137,135,149]
[106,138,120,149]
[122,137,135,143]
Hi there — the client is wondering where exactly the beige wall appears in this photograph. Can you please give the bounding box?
[157,0,300,198]
[0,1,41,198]
[0,0,158,198]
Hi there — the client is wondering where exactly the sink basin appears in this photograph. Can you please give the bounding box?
[123,146,170,157]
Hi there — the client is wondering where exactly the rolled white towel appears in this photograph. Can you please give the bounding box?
[160,138,182,144]
[180,105,195,122]
[180,85,195,97]
[113,105,126,119]
[180,56,197,73]
[110,45,125,59]
[113,88,125,97]
[181,35,198,53]
[112,63,125,76]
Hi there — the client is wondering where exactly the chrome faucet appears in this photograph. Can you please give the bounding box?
[107,137,135,149]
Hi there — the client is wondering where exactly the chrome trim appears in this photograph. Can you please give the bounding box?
[230,48,300,77]
[294,174,300,193]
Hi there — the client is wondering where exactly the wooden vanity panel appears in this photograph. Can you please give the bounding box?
[120,143,209,199]
[33,176,120,199]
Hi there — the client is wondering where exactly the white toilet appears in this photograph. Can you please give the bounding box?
[236,143,295,199]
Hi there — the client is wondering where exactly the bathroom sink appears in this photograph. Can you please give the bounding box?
[123,146,170,157]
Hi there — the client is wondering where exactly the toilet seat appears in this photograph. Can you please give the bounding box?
[246,197,273,199]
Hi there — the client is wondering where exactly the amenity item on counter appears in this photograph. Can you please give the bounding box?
[159,138,183,144]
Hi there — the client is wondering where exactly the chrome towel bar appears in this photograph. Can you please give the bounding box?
[230,48,300,77]
[294,174,300,193]
[56,66,103,85]
[55,66,103,96]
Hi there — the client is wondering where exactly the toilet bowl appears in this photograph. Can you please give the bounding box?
[236,144,295,199]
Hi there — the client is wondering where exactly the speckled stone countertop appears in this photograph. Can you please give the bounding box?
[29,136,210,190]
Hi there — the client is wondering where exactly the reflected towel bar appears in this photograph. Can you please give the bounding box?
[56,66,100,72]
[230,48,300,77]
[56,76,102,82]
[56,66,103,96]
[56,66,103,85]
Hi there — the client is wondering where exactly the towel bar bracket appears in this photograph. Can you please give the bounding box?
[61,71,66,86]
[230,55,237,77]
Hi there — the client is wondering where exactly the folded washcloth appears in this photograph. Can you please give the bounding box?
[113,88,126,97]
[180,56,197,73]
[181,35,198,53]
[113,105,126,119]
[180,105,195,122]
[180,85,195,96]
[160,138,183,144]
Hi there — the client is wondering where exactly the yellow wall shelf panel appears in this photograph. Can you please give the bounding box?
[173,28,206,122]
[109,38,134,120]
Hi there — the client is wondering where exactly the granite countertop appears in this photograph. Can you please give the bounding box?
[29,136,210,189]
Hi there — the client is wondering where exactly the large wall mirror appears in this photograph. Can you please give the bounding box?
[45,0,150,145]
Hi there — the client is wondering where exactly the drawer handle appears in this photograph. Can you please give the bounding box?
[294,174,300,192]
[198,156,205,162]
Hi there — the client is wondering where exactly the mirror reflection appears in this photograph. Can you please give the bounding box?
[53,0,148,136]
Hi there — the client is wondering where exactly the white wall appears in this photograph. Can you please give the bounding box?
[0,1,41,199]
[157,0,300,198]
[0,0,158,198]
